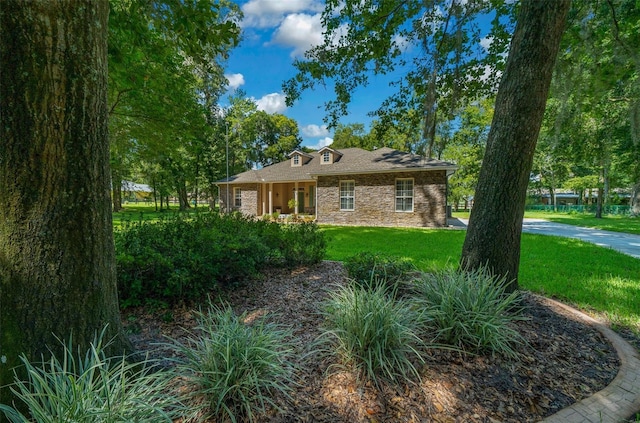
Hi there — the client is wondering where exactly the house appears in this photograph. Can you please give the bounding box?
[216,146,457,227]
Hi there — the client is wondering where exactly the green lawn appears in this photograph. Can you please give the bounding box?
[452,209,640,235]
[524,211,640,235]
[322,225,640,333]
[112,203,208,227]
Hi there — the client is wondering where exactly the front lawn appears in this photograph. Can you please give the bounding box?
[322,225,640,332]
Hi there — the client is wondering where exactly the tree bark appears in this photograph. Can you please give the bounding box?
[0,0,131,402]
[632,182,640,216]
[460,0,571,291]
[112,169,123,212]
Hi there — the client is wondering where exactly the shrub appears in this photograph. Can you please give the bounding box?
[279,222,327,267]
[319,282,425,386]
[0,329,178,423]
[344,251,417,290]
[410,267,527,358]
[171,303,295,423]
[115,212,326,307]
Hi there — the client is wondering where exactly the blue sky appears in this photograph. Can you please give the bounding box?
[223,0,401,149]
[223,0,498,150]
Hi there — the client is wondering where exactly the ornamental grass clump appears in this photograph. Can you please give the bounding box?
[319,282,426,387]
[171,303,295,423]
[411,267,528,358]
[0,329,178,423]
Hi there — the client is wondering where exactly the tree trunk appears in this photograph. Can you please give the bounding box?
[0,0,131,402]
[460,0,571,292]
[632,182,640,216]
[112,169,123,212]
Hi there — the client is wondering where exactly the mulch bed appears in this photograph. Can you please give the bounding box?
[123,261,628,423]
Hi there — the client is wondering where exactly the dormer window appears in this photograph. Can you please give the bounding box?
[322,151,331,163]
[293,155,300,166]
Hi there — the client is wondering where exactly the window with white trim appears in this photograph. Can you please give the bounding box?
[395,178,413,212]
[293,155,300,165]
[340,181,355,211]
[322,151,331,163]
[234,187,242,208]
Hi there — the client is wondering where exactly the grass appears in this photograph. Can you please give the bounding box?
[319,282,425,386]
[452,209,640,235]
[523,211,640,235]
[112,203,210,227]
[321,226,640,333]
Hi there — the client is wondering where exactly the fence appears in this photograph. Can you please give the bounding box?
[525,205,631,215]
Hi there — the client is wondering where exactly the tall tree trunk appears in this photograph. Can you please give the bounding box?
[112,169,123,212]
[460,0,571,292]
[0,0,131,402]
[631,182,640,216]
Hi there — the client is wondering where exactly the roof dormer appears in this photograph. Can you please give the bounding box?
[288,150,313,167]
[318,146,343,165]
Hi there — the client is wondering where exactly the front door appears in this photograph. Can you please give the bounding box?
[298,190,305,213]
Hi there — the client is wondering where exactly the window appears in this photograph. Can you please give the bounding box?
[234,188,242,208]
[293,155,300,165]
[395,178,413,212]
[322,151,331,163]
[340,181,355,211]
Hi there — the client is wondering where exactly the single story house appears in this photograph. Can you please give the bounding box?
[216,146,457,227]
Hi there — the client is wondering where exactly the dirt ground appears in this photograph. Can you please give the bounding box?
[123,261,631,423]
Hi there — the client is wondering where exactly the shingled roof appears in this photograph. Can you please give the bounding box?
[217,147,457,184]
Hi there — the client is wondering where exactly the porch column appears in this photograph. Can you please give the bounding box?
[269,183,273,214]
[294,182,299,214]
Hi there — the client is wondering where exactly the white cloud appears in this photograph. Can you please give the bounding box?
[480,36,493,52]
[271,13,324,57]
[308,137,333,150]
[301,124,329,137]
[225,73,245,90]
[392,34,413,53]
[242,0,323,28]
[254,93,287,114]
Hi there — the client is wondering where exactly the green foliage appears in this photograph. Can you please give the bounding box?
[170,303,294,423]
[115,212,326,307]
[344,251,417,290]
[279,222,327,267]
[319,282,425,386]
[410,267,527,358]
[0,329,177,423]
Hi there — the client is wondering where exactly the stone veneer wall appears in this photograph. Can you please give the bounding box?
[219,183,259,215]
[316,171,448,227]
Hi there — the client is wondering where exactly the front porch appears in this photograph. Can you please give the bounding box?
[258,181,317,217]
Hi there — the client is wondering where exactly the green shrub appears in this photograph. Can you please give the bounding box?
[115,212,326,307]
[319,282,425,386]
[279,222,327,267]
[0,329,178,423]
[410,267,527,358]
[344,251,417,290]
[171,303,295,423]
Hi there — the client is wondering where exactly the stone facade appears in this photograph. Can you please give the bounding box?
[315,171,448,227]
[219,183,260,215]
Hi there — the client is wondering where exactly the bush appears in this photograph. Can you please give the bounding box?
[115,212,326,307]
[344,252,417,290]
[0,329,178,423]
[170,303,295,423]
[279,222,327,267]
[410,267,527,358]
[319,282,425,386]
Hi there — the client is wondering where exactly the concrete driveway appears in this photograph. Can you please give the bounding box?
[448,218,640,259]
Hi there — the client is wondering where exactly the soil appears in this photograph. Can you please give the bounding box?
[122,261,634,423]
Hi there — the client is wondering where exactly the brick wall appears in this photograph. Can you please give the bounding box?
[219,183,259,215]
[316,171,448,227]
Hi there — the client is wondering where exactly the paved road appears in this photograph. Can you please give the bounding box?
[449,218,640,259]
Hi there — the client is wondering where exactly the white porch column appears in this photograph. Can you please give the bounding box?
[269,183,273,214]
[294,182,299,214]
